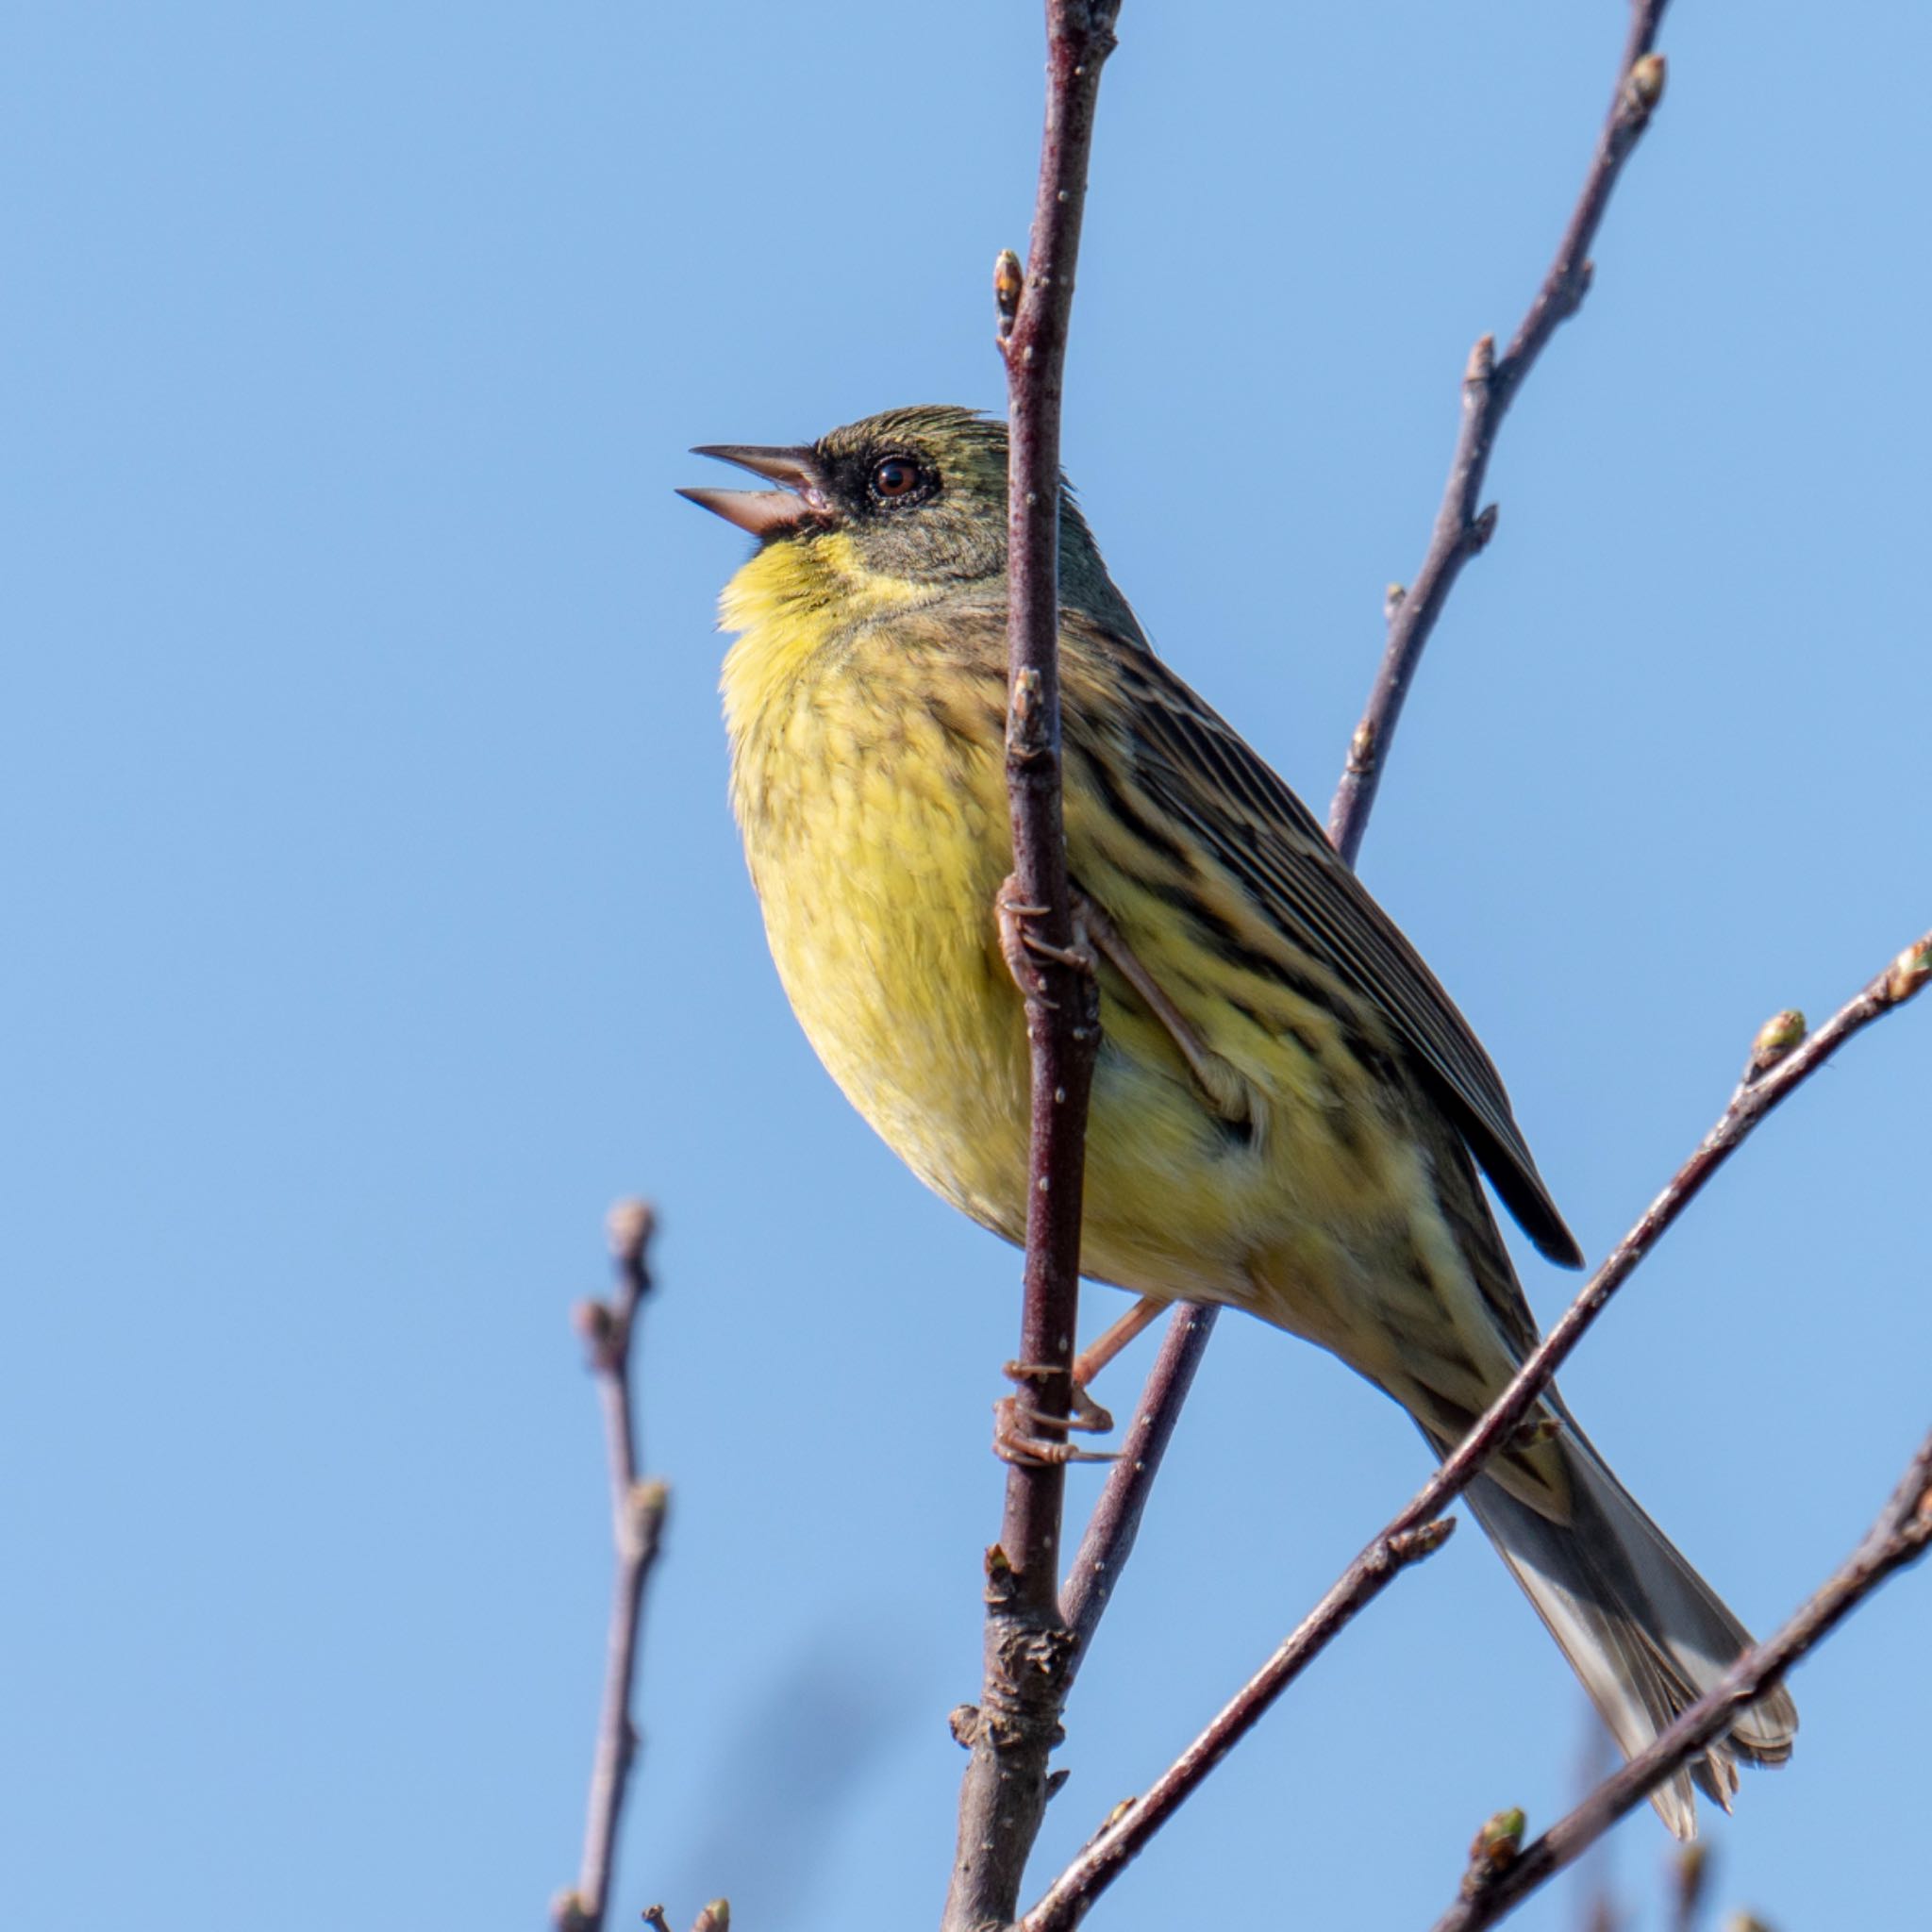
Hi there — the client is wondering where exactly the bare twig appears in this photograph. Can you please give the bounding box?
[1328,0,1671,864]
[1055,0,1674,1673]
[1021,933,1932,1931]
[1669,1842,1712,1932]
[643,1905,728,1932]
[1059,1300,1216,1661]
[1569,1710,1622,1932]
[942,7,1123,1930]
[553,1201,672,1932]
[1436,1429,1932,1932]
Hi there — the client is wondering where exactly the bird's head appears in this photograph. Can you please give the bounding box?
[681,406,1132,632]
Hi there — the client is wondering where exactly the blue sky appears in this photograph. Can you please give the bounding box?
[5,5,1927,1928]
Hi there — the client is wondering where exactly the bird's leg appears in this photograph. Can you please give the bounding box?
[1074,890,1255,1131]
[1070,1294,1165,1423]
[1002,878,1251,1129]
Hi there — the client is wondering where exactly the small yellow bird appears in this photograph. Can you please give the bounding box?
[683,406,1794,1835]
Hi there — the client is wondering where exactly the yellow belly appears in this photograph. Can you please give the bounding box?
[740,670,1033,1240]
[725,610,1397,1314]
[717,541,1560,1511]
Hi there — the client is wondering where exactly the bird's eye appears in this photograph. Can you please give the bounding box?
[871,456,924,502]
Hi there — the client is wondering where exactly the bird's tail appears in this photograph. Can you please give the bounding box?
[1457,1422,1796,1839]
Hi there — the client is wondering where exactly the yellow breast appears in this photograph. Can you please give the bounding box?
[720,538,1035,1238]
[719,531,1559,1512]
[721,544,1274,1299]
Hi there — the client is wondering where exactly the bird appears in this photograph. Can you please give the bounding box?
[682,404,1795,1836]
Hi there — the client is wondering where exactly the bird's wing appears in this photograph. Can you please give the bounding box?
[1086,630,1582,1268]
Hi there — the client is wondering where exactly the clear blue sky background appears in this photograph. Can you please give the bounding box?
[5,5,1927,1928]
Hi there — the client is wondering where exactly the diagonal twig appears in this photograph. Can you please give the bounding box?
[1060,1300,1216,1661]
[553,1201,673,1932]
[1436,1427,1932,1931]
[1022,933,1932,1932]
[1329,0,1671,865]
[942,6,1124,1929]
[1057,0,1674,1674]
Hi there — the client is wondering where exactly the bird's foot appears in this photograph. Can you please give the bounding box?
[993,1359,1118,1467]
[993,1397,1118,1467]
[1006,1357,1117,1435]
[995,877,1097,1007]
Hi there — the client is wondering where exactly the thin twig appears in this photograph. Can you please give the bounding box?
[1060,1301,1216,1663]
[942,7,1123,1930]
[643,1905,728,1932]
[1436,1430,1932,1932]
[1021,933,1932,1932]
[1055,0,1674,1670]
[1328,0,1671,864]
[1570,1710,1623,1932]
[1667,1842,1711,1932]
[553,1201,672,1932]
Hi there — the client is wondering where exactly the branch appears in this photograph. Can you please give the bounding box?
[1054,0,1675,1668]
[644,1904,730,1932]
[1666,1841,1711,1932]
[1059,1300,1216,1661]
[1567,1703,1624,1932]
[942,7,1122,1929]
[1021,933,1932,1932]
[1437,1429,1932,1932]
[1328,1,1670,864]
[553,1201,673,1932]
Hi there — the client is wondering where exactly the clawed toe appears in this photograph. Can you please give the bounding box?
[994,1361,1119,1465]
[993,1393,1119,1467]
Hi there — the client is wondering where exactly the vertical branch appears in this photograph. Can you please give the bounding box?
[1667,1842,1712,1932]
[1570,1712,1622,1932]
[554,1201,672,1932]
[943,7,1122,1929]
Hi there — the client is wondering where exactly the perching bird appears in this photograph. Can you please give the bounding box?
[682,405,1794,1836]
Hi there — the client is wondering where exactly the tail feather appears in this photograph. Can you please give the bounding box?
[1457,1422,1796,1840]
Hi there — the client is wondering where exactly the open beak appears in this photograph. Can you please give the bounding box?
[677,444,830,538]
